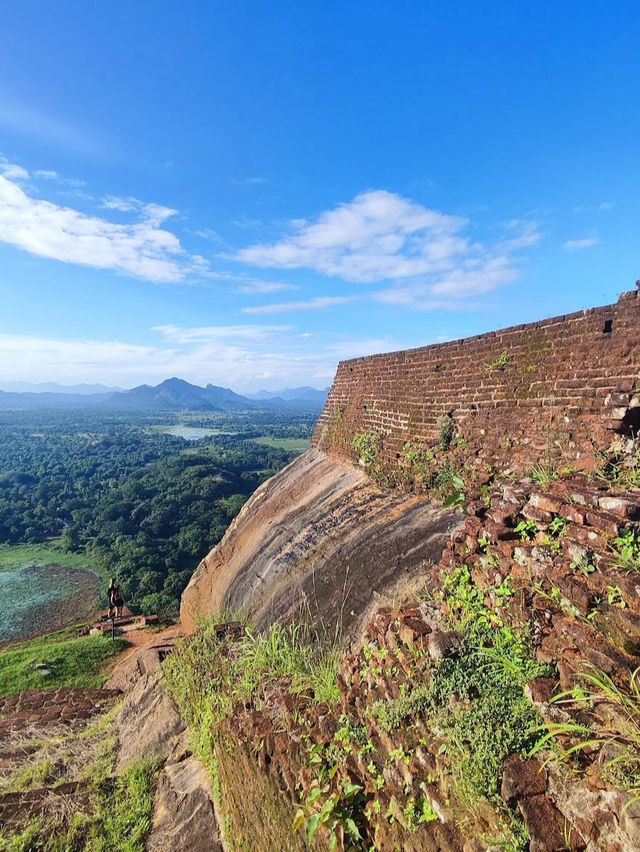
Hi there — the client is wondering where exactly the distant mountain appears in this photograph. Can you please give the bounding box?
[0,381,122,395]
[247,386,329,405]
[0,390,114,410]
[0,378,327,411]
[105,378,258,411]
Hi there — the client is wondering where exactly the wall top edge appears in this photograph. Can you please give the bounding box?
[335,290,639,372]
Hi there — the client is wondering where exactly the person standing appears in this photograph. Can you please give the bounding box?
[107,578,125,619]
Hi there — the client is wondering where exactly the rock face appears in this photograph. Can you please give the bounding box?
[115,671,186,772]
[147,757,222,852]
[174,289,640,851]
[180,449,460,639]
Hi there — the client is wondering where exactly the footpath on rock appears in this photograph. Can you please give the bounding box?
[0,621,221,852]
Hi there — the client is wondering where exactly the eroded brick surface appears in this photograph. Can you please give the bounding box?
[314,290,640,476]
[208,470,640,851]
[0,687,120,735]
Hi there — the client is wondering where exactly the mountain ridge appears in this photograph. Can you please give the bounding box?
[0,378,326,411]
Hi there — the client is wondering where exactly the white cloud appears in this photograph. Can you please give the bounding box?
[233,190,468,282]
[235,280,298,295]
[498,219,541,251]
[375,256,517,309]
[32,169,86,188]
[233,176,267,186]
[564,236,599,251]
[195,227,223,241]
[0,173,207,282]
[231,190,538,309]
[101,194,141,212]
[0,328,399,390]
[0,158,29,180]
[205,270,299,295]
[101,195,176,226]
[572,202,614,213]
[243,296,355,315]
[152,324,291,343]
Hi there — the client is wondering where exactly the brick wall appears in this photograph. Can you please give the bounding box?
[313,288,640,475]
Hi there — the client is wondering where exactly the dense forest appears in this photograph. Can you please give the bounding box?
[0,409,318,613]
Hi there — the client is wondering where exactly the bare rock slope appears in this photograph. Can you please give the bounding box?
[181,448,460,640]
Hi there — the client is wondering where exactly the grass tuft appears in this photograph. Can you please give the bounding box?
[532,664,640,804]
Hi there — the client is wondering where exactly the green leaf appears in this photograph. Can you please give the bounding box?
[306,787,323,805]
[443,491,464,508]
[292,808,306,833]
[306,813,321,842]
[319,794,339,822]
[341,781,362,798]
[344,817,362,840]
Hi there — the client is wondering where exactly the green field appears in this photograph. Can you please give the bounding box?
[249,436,311,452]
[0,543,94,571]
[0,627,126,695]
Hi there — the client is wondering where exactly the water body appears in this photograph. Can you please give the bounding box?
[0,563,100,642]
[162,426,237,441]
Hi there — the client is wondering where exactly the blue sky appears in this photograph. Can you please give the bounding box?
[0,0,638,390]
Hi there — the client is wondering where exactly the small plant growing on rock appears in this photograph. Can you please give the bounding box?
[549,515,567,538]
[438,413,455,451]
[596,445,640,490]
[530,465,558,489]
[352,432,379,468]
[403,795,438,829]
[477,534,491,553]
[514,519,537,541]
[434,464,466,508]
[533,664,640,807]
[610,527,640,573]
[442,474,465,508]
[401,440,435,483]
[605,585,627,608]
[486,351,509,371]
[570,554,596,577]
[293,775,365,850]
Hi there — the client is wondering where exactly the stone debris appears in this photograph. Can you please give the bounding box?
[0,686,121,735]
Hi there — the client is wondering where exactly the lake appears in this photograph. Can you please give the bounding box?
[161,426,238,440]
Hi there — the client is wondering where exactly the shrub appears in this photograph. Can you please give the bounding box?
[352,432,379,467]
[437,413,455,451]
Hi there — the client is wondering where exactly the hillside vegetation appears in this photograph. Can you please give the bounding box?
[0,410,316,614]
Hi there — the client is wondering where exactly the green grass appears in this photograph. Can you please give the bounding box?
[0,758,159,852]
[0,543,94,571]
[249,435,311,452]
[164,622,340,763]
[87,758,160,852]
[164,622,342,849]
[533,665,640,803]
[369,578,547,808]
[0,628,126,695]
